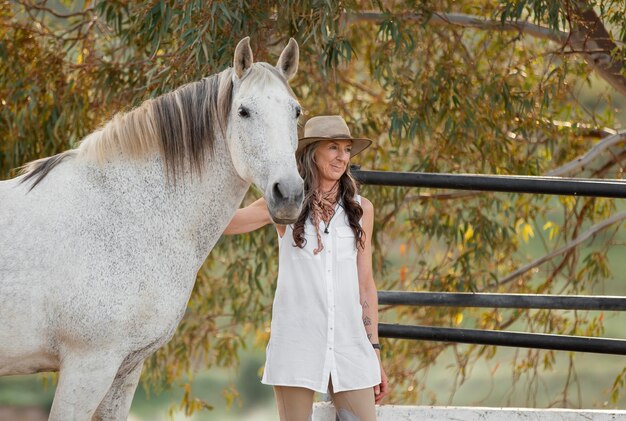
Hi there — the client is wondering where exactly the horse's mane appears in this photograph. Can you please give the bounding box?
[21,62,292,190]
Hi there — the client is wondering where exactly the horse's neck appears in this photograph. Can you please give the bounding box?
[95,142,249,266]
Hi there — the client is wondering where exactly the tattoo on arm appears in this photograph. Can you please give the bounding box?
[367,333,372,341]
[362,300,370,309]
[363,316,372,327]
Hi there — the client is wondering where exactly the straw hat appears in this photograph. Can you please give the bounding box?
[297,115,372,157]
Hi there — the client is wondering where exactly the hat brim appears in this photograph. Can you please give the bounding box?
[296,137,372,157]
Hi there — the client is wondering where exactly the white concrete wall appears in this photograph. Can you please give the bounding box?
[313,402,626,420]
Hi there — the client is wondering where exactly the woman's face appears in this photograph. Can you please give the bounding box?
[313,139,353,184]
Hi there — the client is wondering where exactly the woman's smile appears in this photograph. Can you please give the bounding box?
[314,139,353,187]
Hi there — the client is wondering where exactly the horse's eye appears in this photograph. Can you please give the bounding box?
[238,107,250,118]
[295,107,301,118]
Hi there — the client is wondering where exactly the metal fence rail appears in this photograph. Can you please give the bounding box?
[356,168,626,355]
[352,169,626,198]
[379,291,626,311]
[377,291,626,355]
[378,323,626,355]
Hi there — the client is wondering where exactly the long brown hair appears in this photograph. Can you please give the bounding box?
[292,142,365,249]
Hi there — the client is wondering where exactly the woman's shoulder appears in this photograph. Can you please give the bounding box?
[359,196,373,213]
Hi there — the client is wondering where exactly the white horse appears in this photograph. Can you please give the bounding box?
[0,37,303,420]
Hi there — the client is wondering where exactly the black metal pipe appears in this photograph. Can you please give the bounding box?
[378,323,626,355]
[353,169,626,198]
[379,291,626,311]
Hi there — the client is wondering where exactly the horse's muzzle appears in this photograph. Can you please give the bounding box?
[266,177,304,224]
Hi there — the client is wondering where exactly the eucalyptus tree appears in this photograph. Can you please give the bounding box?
[2,0,626,413]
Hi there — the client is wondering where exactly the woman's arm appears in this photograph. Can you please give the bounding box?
[223,198,273,235]
[357,197,389,403]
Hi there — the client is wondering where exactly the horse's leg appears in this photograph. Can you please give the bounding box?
[49,355,122,421]
[92,360,144,421]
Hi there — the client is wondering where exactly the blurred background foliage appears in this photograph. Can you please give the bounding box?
[2,0,626,417]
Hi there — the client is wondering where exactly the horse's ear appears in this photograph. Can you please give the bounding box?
[234,37,253,79]
[276,38,299,81]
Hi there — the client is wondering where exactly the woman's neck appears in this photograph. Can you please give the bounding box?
[317,179,338,193]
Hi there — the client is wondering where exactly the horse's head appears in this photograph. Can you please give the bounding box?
[226,37,304,224]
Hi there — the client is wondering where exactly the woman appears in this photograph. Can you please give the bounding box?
[224,115,388,420]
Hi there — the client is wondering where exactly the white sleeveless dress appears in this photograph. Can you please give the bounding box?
[261,197,381,393]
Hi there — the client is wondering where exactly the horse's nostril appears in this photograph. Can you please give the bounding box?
[273,182,285,200]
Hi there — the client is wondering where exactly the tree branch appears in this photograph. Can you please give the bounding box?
[405,190,481,202]
[19,0,94,19]
[547,131,626,176]
[546,120,617,139]
[397,129,625,200]
[494,210,626,287]
[346,11,568,43]
[345,10,626,97]
[568,2,626,98]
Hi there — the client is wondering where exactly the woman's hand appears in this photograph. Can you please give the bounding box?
[374,356,389,404]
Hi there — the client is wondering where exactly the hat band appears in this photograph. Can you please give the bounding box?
[306,133,353,139]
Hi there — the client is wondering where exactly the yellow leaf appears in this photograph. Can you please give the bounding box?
[454,312,463,325]
[560,195,576,211]
[550,228,557,241]
[543,220,558,240]
[464,224,474,242]
[522,223,534,243]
